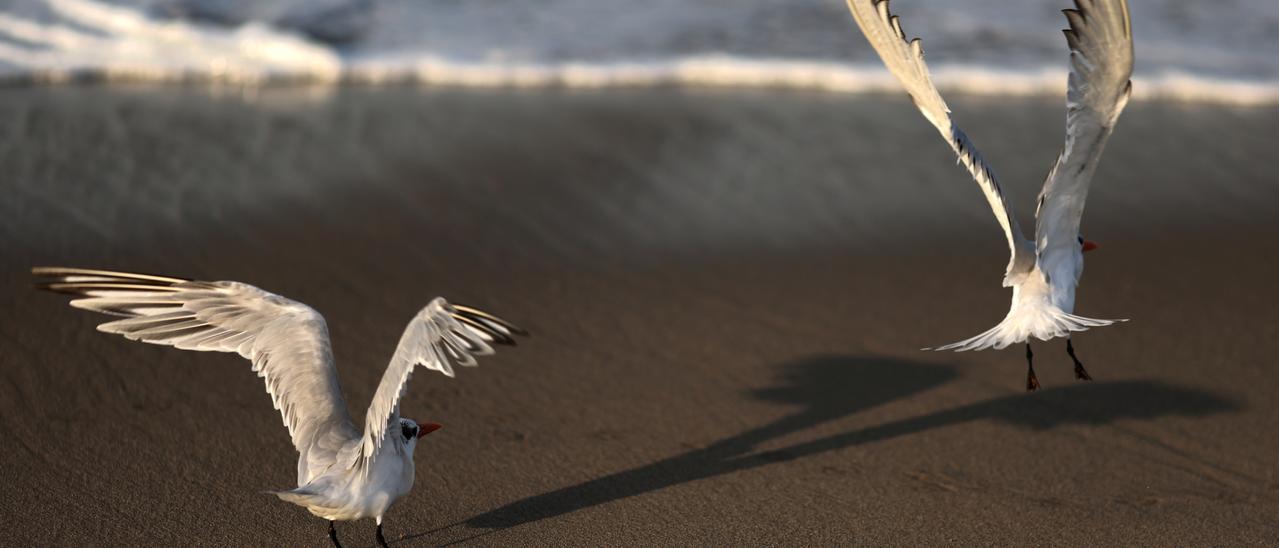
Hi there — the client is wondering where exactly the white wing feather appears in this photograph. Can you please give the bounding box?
[357,298,525,465]
[37,268,528,478]
[845,0,1034,283]
[1035,0,1134,284]
[33,267,360,477]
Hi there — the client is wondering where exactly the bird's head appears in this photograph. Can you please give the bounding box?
[1078,235,1099,253]
[399,418,442,454]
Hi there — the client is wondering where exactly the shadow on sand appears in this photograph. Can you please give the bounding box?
[412,354,1236,541]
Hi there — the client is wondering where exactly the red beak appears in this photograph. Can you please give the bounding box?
[418,422,443,438]
[1082,240,1099,253]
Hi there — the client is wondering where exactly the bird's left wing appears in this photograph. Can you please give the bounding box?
[33,267,361,467]
[1035,0,1133,281]
[356,298,526,465]
[844,0,1034,283]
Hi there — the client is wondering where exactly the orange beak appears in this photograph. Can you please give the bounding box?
[419,422,443,438]
[1082,240,1099,253]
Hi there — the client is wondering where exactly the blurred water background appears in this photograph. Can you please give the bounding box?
[1,0,1277,103]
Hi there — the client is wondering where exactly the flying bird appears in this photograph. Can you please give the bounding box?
[844,0,1134,390]
[33,267,528,547]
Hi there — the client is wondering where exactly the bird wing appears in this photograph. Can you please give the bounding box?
[356,298,525,466]
[33,267,361,468]
[1034,0,1133,283]
[844,0,1033,283]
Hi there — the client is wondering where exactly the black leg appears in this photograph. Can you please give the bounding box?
[1067,338,1093,381]
[376,523,389,548]
[1025,343,1040,392]
[328,521,342,548]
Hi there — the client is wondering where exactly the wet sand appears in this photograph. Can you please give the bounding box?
[1,87,1277,545]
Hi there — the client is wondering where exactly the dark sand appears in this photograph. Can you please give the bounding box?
[1,87,1277,545]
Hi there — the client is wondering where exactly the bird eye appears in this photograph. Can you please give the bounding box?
[402,424,417,440]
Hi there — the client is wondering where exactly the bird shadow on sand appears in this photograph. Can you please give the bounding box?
[405,354,1236,543]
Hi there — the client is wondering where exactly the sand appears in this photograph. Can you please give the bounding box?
[1,86,1277,545]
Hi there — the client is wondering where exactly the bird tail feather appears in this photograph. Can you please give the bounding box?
[926,308,1125,352]
[270,486,325,507]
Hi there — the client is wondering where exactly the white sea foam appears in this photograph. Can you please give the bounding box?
[1,0,1277,105]
[0,0,340,84]
[343,54,1279,106]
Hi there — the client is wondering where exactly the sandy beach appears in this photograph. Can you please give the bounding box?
[1,87,1277,545]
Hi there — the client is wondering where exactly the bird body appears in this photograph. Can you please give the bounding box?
[34,267,527,545]
[844,0,1134,387]
[276,438,416,522]
[953,260,1114,352]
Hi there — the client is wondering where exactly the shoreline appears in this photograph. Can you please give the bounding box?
[4,64,1279,107]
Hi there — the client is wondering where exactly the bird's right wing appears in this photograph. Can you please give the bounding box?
[33,267,360,468]
[356,298,525,467]
[1034,0,1133,282]
[844,0,1034,283]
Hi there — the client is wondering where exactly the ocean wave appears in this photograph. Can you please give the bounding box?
[1,0,1277,106]
[0,0,340,85]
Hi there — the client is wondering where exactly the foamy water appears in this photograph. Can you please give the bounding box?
[1,0,1277,104]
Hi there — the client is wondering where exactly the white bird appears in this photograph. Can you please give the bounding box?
[844,0,1134,390]
[33,267,528,547]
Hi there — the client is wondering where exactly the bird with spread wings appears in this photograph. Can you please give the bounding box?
[34,267,527,547]
[843,0,1134,390]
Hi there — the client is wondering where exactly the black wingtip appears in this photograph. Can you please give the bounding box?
[1062,28,1081,50]
[450,311,519,346]
[1062,8,1086,32]
[31,282,69,294]
[451,304,530,338]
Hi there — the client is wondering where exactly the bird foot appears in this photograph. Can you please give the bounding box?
[1074,363,1093,381]
[1066,339,1092,381]
[1024,344,1039,392]
[327,521,342,548]
[376,524,389,548]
